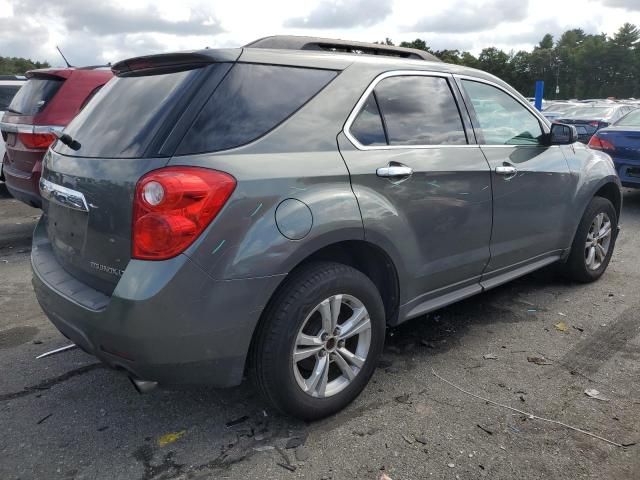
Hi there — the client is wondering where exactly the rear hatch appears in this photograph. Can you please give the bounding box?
[42,52,240,295]
[1,73,65,173]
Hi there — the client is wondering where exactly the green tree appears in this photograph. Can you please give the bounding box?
[399,39,433,53]
[0,56,50,75]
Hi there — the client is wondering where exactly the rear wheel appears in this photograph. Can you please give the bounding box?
[250,262,385,420]
[562,197,617,283]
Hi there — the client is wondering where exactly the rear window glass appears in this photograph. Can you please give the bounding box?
[177,64,337,155]
[568,107,613,118]
[616,109,640,126]
[54,68,204,158]
[0,85,22,110]
[349,93,387,146]
[7,78,63,115]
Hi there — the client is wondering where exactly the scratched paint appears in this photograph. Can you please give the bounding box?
[211,240,226,255]
[250,203,263,217]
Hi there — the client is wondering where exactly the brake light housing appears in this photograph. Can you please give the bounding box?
[132,167,236,260]
[587,135,615,151]
[17,132,57,149]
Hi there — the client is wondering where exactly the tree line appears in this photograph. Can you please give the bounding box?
[384,23,640,100]
[0,56,50,76]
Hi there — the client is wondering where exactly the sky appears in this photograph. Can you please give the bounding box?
[0,0,639,67]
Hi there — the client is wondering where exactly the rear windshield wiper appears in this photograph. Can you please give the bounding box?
[5,108,22,114]
[51,130,81,151]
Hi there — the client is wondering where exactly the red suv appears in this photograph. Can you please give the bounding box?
[0,67,112,207]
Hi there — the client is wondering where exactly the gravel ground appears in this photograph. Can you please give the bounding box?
[0,183,639,480]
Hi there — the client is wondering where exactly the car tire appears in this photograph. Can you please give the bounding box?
[250,261,386,420]
[562,197,617,283]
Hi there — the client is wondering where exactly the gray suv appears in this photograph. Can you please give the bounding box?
[32,36,621,419]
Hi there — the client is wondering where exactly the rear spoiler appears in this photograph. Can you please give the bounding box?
[111,49,242,76]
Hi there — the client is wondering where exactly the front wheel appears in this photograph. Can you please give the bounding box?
[562,197,618,283]
[250,262,386,420]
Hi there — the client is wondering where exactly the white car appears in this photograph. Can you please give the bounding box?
[0,75,26,179]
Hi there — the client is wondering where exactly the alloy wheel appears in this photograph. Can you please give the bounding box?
[292,294,371,398]
[585,212,612,271]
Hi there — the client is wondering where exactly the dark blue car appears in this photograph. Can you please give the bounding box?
[589,108,640,188]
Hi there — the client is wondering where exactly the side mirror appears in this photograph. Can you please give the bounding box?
[549,123,577,145]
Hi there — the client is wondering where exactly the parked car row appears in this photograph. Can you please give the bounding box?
[536,100,640,187]
[0,67,112,206]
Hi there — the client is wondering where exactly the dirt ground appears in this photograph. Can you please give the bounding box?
[0,183,639,480]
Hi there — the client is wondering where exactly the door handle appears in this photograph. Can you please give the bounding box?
[495,165,518,176]
[376,165,413,178]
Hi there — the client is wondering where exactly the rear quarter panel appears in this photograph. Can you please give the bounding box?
[168,63,382,281]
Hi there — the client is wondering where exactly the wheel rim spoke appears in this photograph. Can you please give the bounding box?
[330,295,342,332]
[319,299,333,333]
[595,243,606,262]
[332,351,356,380]
[293,345,323,362]
[305,355,329,394]
[297,333,323,346]
[597,223,611,240]
[586,246,596,268]
[337,347,365,368]
[338,307,370,340]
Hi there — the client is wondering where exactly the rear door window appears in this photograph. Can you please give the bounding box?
[177,64,337,154]
[462,80,544,145]
[373,76,467,146]
[7,78,63,115]
[0,85,22,110]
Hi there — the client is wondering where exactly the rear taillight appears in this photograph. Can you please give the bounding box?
[17,133,57,149]
[587,135,615,151]
[132,167,236,260]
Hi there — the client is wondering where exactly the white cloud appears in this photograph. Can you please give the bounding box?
[0,0,638,66]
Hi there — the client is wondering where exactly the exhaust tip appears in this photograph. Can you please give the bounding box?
[130,377,158,394]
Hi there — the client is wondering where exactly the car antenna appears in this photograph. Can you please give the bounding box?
[56,46,73,68]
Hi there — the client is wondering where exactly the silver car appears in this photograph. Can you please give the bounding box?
[32,36,621,419]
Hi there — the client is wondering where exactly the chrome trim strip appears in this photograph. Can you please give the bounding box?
[0,122,64,134]
[343,70,477,151]
[39,178,89,212]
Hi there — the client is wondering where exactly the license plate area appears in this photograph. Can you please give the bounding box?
[46,202,89,254]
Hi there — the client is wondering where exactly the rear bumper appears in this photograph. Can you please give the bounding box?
[612,157,640,188]
[3,162,42,207]
[31,218,285,387]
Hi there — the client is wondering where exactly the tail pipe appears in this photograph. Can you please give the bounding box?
[130,377,158,394]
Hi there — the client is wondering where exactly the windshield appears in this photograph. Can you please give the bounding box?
[7,77,63,115]
[616,109,640,126]
[54,67,206,158]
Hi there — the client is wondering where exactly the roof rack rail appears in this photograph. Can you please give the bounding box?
[245,35,440,62]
